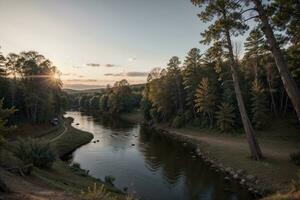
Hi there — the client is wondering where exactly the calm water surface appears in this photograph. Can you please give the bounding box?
[64,111,254,200]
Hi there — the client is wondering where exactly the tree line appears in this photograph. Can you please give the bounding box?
[0,51,63,124]
[141,0,300,160]
[68,80,142,115]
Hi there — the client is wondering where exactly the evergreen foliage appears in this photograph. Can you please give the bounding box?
[216,102,235,132]
[194,78,216,128]
[251,80,268,129]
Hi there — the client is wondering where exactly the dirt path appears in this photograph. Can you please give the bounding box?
[169,128,300,159]
[165,127,300,191]
[0,168,77,200]
[49,124,67,143]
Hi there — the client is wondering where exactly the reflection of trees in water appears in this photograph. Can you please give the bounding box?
[139,127,253,200]
[82,110,135,131]
[139,127,188,185]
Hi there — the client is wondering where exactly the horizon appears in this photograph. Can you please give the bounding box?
[0,0,251,90]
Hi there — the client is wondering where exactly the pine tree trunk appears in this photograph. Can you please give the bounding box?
[225,29,263,160]
[252,0,300,123]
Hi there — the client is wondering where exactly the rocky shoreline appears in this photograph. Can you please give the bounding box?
[146,125,270,199]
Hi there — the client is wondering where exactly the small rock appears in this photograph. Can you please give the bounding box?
[233,174,239,179]
[240,179,246,185]
[225,167,233,173]
[246,175,256,182]
[237,169,246,175]
[224,176,231,182]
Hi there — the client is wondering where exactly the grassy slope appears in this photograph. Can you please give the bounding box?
[33,117,123,195]
[1,117,124,199]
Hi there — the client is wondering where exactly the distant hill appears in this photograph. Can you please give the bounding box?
[63,83,146,95]
[63,88,105,95]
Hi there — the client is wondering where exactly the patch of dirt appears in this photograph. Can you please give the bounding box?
[0,168,78,200]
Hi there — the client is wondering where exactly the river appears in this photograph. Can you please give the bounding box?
[64,111,254,200]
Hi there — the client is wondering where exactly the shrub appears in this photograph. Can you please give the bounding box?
[81,183,116,200]
[81,183,136,200]
[14,138,56,169]
[171,115,185,128]
[70,162,89,177]
[290,151,300,166]
[104,175,116,186]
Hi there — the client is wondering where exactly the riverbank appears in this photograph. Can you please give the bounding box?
[0,117,125,200]
[120,112,300,199]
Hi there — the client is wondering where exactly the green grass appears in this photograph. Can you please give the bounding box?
[51,122,93,157]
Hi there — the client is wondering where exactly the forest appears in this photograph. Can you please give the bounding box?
[0,0,300,199]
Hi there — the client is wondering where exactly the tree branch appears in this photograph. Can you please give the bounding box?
[244,15,259,22]
[240,7,256,15]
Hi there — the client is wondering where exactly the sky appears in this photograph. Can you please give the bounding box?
[0,0,251,90]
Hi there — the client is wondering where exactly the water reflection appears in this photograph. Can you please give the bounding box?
[65,111,254,200]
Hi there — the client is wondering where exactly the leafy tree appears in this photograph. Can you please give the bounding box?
[99,94,109,113]
[0,98,16,144]
[89,96,100,110]
[0,51,6,77]
[194,78,216,128]
[251,80,268,129]
[216,102,235,132]
[191,0,263,159]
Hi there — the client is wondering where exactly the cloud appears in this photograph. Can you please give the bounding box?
[86,63,101,67]
[104,72,148,77]
[126,72,148,77]
[72,66,81,69]
[65,79,98,82]
[86,63,116,67]
[105,64,115,67]
[128,57,137,62]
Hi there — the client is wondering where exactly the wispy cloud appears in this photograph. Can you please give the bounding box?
[104,72,148,77]
[86,63,101,67]
[128,57,137,62]
[65,79,98,82]
[126,72,148,77]
[86,63,116,67]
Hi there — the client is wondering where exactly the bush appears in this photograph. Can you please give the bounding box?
[104,175,116,186]
[290,151,300,166]
[81,183,116,200]
[14,138,56,169]
[81,183,136,200]
[171,115,185,128]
